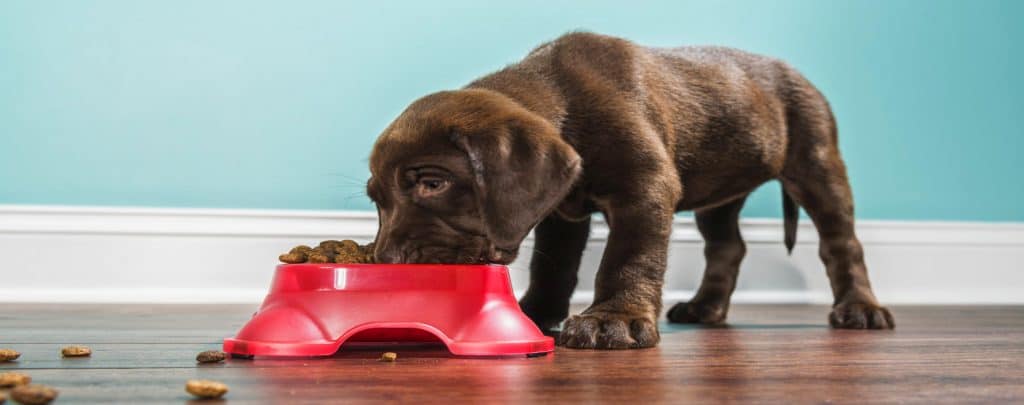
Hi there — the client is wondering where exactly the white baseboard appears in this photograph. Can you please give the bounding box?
[1,205,1022,305]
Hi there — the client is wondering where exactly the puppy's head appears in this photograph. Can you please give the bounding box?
[368,89,581,264]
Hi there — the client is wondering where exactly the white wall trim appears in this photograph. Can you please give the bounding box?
[0,288,830,305]
[3,204,1022,244]
[1,205,1022,305]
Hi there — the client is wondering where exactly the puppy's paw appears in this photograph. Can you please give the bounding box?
[829,302,895,329]
[666,300,728,325]
[558,312,659,349]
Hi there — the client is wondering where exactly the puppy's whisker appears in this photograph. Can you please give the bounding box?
[325,174,371,188]
[338,191,369,199]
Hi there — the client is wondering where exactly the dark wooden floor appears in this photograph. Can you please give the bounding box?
[1,304,1022,404]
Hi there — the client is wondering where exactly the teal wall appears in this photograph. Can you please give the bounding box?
[1,1,1021,221]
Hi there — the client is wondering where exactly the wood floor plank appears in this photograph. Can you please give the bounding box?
[1,304,1022,403]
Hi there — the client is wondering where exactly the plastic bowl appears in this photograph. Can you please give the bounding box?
[223,263,554,357]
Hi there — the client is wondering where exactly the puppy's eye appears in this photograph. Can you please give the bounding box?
[416,176,450,196]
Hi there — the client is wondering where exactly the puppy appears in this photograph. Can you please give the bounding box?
[367,32,893,349]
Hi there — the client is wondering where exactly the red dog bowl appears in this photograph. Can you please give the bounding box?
[223,263,554,357]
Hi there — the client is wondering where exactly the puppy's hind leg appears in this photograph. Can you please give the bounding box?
[518,214,591,334]
[782,154,894,329]
[777,67,892,329]
[667,196,747,325]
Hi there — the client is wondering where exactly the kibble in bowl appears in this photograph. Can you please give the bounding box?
[279,240,375,264]
[279,245,313,264]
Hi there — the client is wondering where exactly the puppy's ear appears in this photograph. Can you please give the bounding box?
[451,115,581,249]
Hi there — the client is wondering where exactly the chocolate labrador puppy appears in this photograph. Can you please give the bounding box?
[367,32,893,349]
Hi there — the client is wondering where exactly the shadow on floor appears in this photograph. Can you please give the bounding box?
[659,322,822,333]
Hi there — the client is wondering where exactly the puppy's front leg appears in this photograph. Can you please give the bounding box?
[559,199,674,349]
[519,214,591,334]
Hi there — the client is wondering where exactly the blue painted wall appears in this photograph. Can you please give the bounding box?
[1,1,1021,221]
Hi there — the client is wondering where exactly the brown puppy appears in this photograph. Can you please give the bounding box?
[368,32,893,349]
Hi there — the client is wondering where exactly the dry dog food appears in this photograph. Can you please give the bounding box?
[279,244,313,264]
[379,352,398,362]
[0,372,32,388]
[10,384,58,405]
[185,379,229,399]
[0,349,20,362]
[60,345,92,357]
[279,240,375,264]
[195,350,227,364]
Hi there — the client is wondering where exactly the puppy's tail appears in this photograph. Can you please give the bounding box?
[782,187,800,255]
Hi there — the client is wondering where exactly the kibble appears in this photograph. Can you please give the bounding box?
[278,245,312,264]
[185,379,229,399]
[0,349,20,362]
[0,372,32,387]
[279,240,375,264]
[196,350,227,364]
[10,384,58,405]
[307,248,333,263]
[379,352,398,362]
[61,345,91,357]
